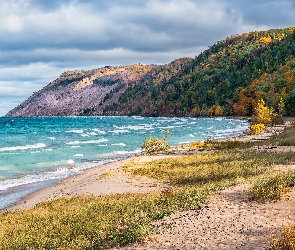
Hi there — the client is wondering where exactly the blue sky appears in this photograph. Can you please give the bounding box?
[0,0,295,116]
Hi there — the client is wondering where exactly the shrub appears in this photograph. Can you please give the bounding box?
[141,130,170,155]
[250,123,266,135]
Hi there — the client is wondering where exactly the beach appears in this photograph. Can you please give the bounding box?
[2,155,175,212]
[2,123,295,249]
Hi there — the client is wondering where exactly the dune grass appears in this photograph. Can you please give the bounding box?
[248,171,295,202]
[1,122,295,249]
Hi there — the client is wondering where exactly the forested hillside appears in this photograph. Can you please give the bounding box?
[104,27,295,117]
[6,27,295,117]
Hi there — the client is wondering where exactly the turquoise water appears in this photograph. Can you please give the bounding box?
[0,116,249,209]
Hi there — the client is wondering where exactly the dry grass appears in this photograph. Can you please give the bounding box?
[272,223,295,249]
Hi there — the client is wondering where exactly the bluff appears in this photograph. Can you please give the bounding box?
[6,27,295,117]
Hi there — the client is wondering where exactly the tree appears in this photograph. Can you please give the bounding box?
[252,98,277,125]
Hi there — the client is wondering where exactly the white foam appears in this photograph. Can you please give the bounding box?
[0,143,46,152]
[113,125,153,131]
[87,132,98,136]
[30,151,41,154]
[92,129,107,135]
[74,154,84,157]
[48,137,56,140]
[66,138,108,145]
[110,129,130,134]
[66,129,84,134]
[80,132,98,137]
[68,159,75,164]
[0,160,118,191]
[111,143,127,146]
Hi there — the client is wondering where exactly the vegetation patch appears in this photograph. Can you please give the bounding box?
[248,171,295,202]
[141,130,171,155]
[272,223,295,249]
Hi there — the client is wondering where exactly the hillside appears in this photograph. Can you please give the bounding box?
[6,26,295,117]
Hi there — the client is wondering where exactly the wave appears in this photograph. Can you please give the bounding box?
[0,143,46,152]
[66,139,109,145]
[111,143,127,146]
[92,129,107,135]
[66,129,84,134]
[110,129,130,134]
[0,159,118,191]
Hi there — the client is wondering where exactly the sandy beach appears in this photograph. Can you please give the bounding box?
[2,155,178,212]
[2,123,295,249]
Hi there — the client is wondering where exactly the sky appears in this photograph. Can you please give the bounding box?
[0,0,295,116]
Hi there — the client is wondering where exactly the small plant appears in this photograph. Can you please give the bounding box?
[272,223,295,249]
[141,130,171,155]
[248,171,295,202]
[250,123,266,135]
[189,140,212,151]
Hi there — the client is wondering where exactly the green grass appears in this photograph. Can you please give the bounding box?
[1,121,295,249]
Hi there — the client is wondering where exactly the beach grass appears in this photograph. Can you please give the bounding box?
[248,171,295,202]
[1,122,295,249]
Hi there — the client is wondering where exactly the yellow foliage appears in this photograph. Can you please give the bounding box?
[253,99,277,125]
[250,123,266,135]
[214,105,223,116]
[189,141,212,151]
[142,130,170,154]
[259,35,272,44]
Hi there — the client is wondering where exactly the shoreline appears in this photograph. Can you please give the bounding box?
[2,154,182,213]
[0,116,249,211]
[2,122,285,213]
[0,118,251,212]
[2,123,285,213]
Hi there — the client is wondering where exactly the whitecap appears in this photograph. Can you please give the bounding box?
[66,129,84,134]
[48,137,56,140]
[92,129,107,135]
[74,154,84,157]
[111,143,127,146]
[110,129,130,134]
[66,138,109,145]
[0,143,46,152]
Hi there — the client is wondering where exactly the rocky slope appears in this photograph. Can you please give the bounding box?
[6,59,192,117]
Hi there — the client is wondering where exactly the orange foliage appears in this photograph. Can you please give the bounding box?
[259,35,272,44]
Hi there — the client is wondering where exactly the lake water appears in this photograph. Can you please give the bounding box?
[0,116,249,209]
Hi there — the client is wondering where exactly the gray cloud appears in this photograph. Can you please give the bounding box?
[0,0,294,115]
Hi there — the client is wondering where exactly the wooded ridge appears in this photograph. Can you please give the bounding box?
[6,26,295,117]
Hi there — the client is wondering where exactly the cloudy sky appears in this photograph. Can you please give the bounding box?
[0,0,294,116]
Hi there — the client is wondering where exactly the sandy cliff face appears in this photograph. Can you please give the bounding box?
[6,64,159,116]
